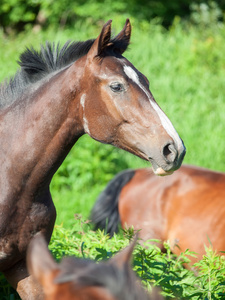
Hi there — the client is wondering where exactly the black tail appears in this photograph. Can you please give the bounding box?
[90,169,136,236]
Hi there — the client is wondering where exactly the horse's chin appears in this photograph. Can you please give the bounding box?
[148,158,174,176]
[152,167,174,176]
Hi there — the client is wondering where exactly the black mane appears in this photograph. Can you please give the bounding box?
[0,39,94,108]
[0,36,129,109]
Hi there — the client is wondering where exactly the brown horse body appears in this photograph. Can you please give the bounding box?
[0,20,185,298]
[27,233,164,300]
[91,165,225,264]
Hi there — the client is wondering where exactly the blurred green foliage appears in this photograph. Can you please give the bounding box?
[0,0,224,32]
[51,136,131,192]
[0,0,40,31]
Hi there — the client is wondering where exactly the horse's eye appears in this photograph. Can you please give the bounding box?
[110,82,124,93]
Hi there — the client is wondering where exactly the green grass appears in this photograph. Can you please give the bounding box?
[0,18,225,299]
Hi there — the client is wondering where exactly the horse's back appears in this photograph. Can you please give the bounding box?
[165,165,225,259]
[118,165,225,260]
[119,168,171,244]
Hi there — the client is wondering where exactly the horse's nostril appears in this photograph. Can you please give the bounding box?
[163,143,177,163]
[163,144,171,157]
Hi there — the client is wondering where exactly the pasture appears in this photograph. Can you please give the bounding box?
[0,17,225,299]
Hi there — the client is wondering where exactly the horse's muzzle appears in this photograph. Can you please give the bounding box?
[150,141,186,176]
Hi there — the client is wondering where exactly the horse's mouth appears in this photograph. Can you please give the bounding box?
[149,158,176,176]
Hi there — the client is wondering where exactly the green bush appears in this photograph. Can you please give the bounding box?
[2,218,224,299]
[38,220,225,299]
[0,0,40,31]
[51,136,131,193]
[0,0,224,32]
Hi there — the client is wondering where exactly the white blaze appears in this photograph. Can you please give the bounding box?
[123,65,183,150]
[80,94,91,135]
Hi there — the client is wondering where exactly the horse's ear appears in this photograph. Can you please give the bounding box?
[110,234,138,268]
[87,20,112,59]
[27,233,58,285]
[112,19,131,54]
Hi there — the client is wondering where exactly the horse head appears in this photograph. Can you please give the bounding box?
[77,20,185,175]
[27,233,163,299]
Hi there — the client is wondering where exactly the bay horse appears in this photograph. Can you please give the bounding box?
[91,165,225,265]
[27,233,164,300]
[0,19,185,299]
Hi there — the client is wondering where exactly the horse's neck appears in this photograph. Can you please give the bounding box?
[0,65,84,200]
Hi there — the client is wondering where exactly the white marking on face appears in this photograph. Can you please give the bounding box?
[123,65,183,150]
[0,251,8,259]
[80,94,91,135]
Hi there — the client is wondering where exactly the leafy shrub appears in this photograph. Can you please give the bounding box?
[0,0,224,32]
[0,0,40,31]
[51,135,132,193]
[47,219,225,299]
[190,1,223,27]
[2,216,224,299]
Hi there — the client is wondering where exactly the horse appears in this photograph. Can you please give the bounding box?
[0,19,185,299]
[91,164,225,265]
[27,233,164,300]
